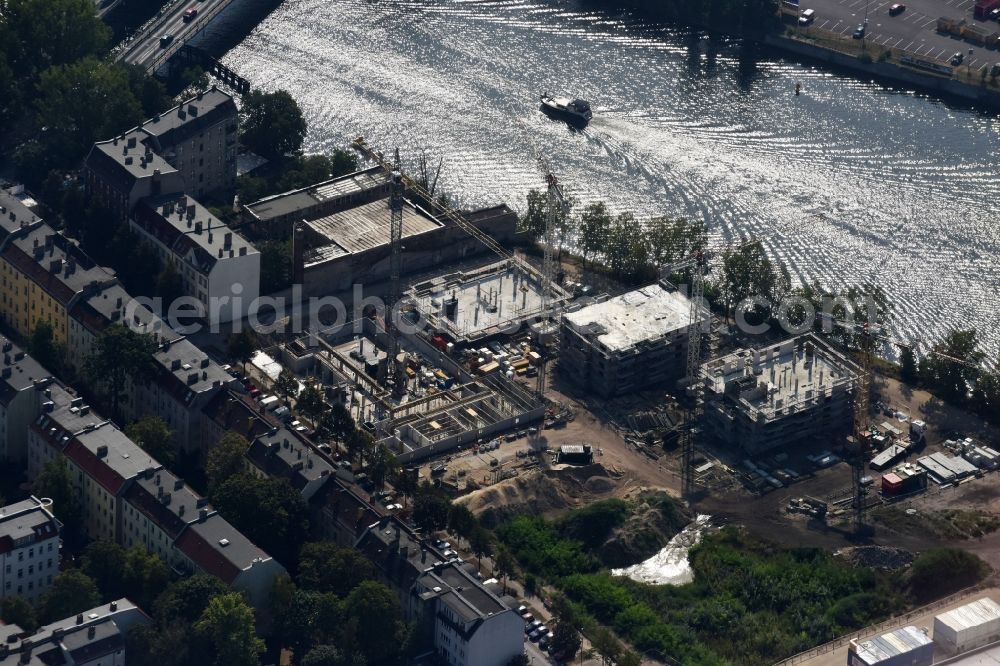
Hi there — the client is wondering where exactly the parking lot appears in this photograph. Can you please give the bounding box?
[798,0,1000,70]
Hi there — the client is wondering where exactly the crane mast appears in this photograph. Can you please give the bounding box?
[536,172,562,397]
[680,250,707,497]
[388,148,405,398]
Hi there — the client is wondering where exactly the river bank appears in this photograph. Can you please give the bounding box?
[763,27,1000,112]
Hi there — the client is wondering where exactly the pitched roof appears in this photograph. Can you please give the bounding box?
[174,513,271,585]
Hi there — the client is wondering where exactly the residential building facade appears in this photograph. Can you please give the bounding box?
[0,496,61,603]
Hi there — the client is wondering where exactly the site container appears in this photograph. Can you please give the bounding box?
[934,598,1000,654]
[975,0,1000,20]
[848,626,933,666]
[964,25,990,45]
[938,16,965,35]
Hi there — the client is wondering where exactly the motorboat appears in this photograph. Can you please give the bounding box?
[539,93,592,127]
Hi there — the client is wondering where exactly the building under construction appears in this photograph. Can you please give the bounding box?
[291,196,519,298]
[701,334,858,454]
[406,260,570,345]
[559,281,699,398]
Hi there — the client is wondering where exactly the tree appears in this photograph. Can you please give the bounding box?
[34,58,143,166]
[341,581,403,664]
[550,621,581,662]
[579,201,612,265]
[1,596,38,633]
[259,240,293,292]
[126,416,177,466]
[413,487,451,532]
[4,0,111,79]
[318,402,356,444]
[972,370,1000,423]
[519,190,547,240]
[646,217,707,268]
[211,474,310,568]
[85,325,156,421]
[82,540,128,600]
[123,545,169,610]
[153,575,230,625]
[194,593,265,666]
[206,432,249,491]
[39,569,100,623]
[0,50,18,127]
[240,89,307,161]
[274,370,299,404]
[908,548,989,603]
[155,259,185,309]
[33,458,83,539]
[447,503,476,542]
[617,652,642,666]
[899,344,918,384]
[27,320,63,374]
[367,443,399,490]
[919,330,984,404]
[226,330,257,373]
[604,212,652,281]
[494,545,516,594]
[298,542,376,597]
[296,383,327,423]
[302,645,353,666]
[590,626,621,666]
[719,240,790,322]
[469,526,493,570]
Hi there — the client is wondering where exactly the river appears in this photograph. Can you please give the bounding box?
[216,0,1000,359]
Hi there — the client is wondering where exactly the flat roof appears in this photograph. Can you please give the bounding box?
[851,626,932,664]
[0,189,42,241]
[563,283,695,352]
[303,198,442,265]
[0,498,57,542]
[92,130,178,181]
[246,167,390,223]
[76,423,158,481]
[4,225,116,302]
[937,598,1000,632]
[153,338,235,395]
[0,339,52,399]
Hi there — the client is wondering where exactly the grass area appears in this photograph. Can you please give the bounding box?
[492,496,991,665]
[876,506,1000,540]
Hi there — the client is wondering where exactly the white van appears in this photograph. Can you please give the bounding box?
[799,8,815,24]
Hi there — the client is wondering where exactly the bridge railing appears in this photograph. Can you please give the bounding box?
[115,0,240,73]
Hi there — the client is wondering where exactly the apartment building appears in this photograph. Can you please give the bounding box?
[245,427,334,501]
[173,511,285,610]
[560,282,702,398]
[27,387,283,609]
[66,283,180,373]
[356,516,524,666]
[0,598,151,666]
[0,496,61,603]
[130,193,259,323]
[138,88,238,198]
[120,337,237,453]
[0,221,116,346]
[82,132,186,223]
[0,339,54,463]
[83,87,238,221]
[701,334,858,454]
[121,466,207,569]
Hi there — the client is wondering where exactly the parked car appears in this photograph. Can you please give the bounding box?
[888,3,906,15]
[990,7,1000,20]
[951,52,964,65]
[798,8,815,24]
[852,24,866,38]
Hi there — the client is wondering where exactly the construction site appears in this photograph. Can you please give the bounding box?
[228,134,1000,562]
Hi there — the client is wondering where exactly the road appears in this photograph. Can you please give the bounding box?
[800,0,1000,70]
[116,0,235,72]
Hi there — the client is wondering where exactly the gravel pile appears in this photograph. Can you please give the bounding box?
[837,545,916,570]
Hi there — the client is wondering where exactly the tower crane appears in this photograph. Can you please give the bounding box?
[388,148,405,398]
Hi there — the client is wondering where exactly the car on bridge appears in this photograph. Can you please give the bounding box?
[183,7,199,21]
[159,33,174,48]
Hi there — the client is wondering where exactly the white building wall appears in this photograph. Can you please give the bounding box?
[0,536,60,603]
[439,610,524,666]
[207,249,260,324]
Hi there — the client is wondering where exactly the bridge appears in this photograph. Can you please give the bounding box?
[113,0,242,76]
